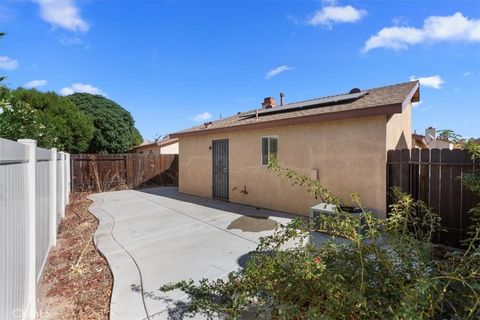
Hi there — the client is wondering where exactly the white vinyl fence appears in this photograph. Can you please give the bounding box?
[0,138,70,320]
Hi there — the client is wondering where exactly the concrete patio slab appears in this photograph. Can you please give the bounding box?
[88,187,294,320]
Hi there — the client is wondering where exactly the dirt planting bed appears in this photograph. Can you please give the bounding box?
[36,193,112,320]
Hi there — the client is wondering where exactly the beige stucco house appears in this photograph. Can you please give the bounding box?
[130,138,179,155]
[171,81,420,218]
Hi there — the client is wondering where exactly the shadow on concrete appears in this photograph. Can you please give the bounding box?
[137,187,296,221]
[227,215,278,232]
[237,251,253,268]
[131,284,195,320]
[131,284,165,302]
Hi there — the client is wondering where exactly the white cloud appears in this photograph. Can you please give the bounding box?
[410,75,445,89]
[363,27,424,51]
[412,101,421,107]
[363,12,480,52]
[24,79,47,89]
[463,70,473,77]
[34,0,89,32]
[192,112,212,122]
[265,65,292,79]
[60,83,104,96]
[308,5,366,27]
[0,56,18,70]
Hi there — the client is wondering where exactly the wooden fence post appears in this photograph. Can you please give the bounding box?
[419,149,430,204]
[49,148,57,247]
[387,148,479,247]
[18,139,37,320]
[410,148,420,201]
[125,154,134,188]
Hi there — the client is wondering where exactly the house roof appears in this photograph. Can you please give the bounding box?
[412,134,428,148]
[157,137,179,147]
[170,81,420,138]
[136,140,153,147]
[130,137,179,150]
[412,133,425,140]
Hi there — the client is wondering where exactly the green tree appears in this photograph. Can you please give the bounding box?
[132,127,143,147]
[10,88,94,153]
[67,93,142,153]
[437,129,462,142]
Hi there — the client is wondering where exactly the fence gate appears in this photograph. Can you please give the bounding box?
[387,148,479,247]
[212,139,229,200]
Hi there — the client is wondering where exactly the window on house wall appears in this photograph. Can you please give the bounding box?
[261,136,278,165]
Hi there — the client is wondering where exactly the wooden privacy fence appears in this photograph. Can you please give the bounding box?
[387,148,479,247]
[0,138,70,320]
[71,154,178,192]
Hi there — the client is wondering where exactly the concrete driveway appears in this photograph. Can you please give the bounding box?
[88,187,293,320]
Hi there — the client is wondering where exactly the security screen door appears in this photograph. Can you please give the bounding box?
[212,139,229,200]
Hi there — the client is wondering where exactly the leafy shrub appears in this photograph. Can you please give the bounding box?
[10,88,95,153]
[0,91,56,147]
[0,87,95,152]
[0,84,141,153]
[160,152,480,319]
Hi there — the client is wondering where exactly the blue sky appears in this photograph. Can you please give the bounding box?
[0,0,479,140]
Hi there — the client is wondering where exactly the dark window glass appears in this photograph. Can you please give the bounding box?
[261,137,278,165]
[262,137,269,165]
[269,138,278,157]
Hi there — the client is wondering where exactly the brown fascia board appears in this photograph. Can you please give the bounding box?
[402,81,420,110]
[171,103,403,138]
[171,83,420,139]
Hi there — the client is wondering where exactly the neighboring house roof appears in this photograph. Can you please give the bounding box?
[170,81,420,138]
[130,138,179,150]
[157,137,179,147]
[412,133,428,148]
[412,132,455,149]
[135,140,153,147]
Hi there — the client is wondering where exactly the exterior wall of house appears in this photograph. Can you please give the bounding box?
[427,139,453,150]
[179,115,389,217]
[160,142,179,154]
[385,102,412,150]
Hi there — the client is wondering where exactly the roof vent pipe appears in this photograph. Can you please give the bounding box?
[280,92,285,106]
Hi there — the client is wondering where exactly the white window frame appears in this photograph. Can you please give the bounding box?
[261,135,278,166]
